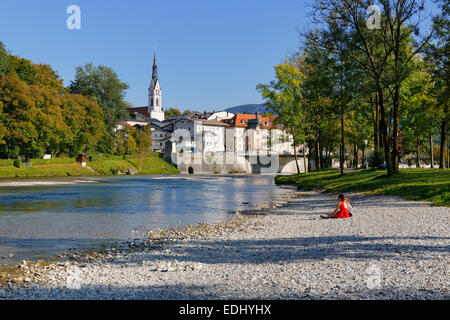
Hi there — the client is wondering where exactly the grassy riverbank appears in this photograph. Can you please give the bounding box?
[275,168,450,207]
[0,153,179,178]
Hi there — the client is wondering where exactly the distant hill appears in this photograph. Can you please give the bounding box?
[225,104,273,115]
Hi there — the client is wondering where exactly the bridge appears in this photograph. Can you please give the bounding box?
[165,152,308,175]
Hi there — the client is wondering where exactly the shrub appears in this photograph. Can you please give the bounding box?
[13,159,21,168]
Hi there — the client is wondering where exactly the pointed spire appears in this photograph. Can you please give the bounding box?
[151,49,158,86]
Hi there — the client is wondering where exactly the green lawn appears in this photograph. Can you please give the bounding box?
[88,156,179,175]
[0,163,96,178]
[275,168,450,207]
[0,155,180,178]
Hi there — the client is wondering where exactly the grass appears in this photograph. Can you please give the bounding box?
[0,163,96,178]
[88,156,179,175]
[126,157,180,175]
[275,168,450,207]
[0,154,179,178]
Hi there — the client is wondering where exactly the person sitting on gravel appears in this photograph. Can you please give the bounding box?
[320,194,351,219]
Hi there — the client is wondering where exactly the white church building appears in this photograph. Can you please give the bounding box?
[127,51,165,122]
[148,52,165,121]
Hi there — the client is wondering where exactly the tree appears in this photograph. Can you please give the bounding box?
[257,56,307,174]
[126,134,137,154]
[315,0,433,176]
[69,63,129,132]
[426,0,449,168]
[165,108,181,118]
[0,41,8,77]
[61,94,105,157]
[0,76,39,159]
[0,44,107,159]
[135,124,152,153]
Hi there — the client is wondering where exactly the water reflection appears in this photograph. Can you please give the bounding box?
[0,175,292,264]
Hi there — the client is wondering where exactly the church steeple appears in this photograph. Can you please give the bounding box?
[148,49,164,121]
[151,51,158,86]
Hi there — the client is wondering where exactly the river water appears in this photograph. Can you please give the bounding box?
[0,175,293,265]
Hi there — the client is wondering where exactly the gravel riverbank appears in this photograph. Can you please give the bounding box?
[1,191,449,300]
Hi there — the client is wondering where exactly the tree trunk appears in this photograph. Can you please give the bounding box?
[315,131,320,170]
[416,138,420,168]
[374,92,380,152]
[303,141,307,173]
[293,144,300,175]
[439,105,448,169]
[392,85,400,174]
[377,85,393,176]
[430,133,434,168]
[447,133,449,168]
[362,147,366,167]
[290,128,301,175]
[340,106,345,175]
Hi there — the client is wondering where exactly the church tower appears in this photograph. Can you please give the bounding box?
[148,51,165,121]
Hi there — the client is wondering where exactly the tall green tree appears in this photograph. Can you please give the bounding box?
[69,63,129,132]
[257,56,307,174]
[426,0,449,168]
[315,0,433,176]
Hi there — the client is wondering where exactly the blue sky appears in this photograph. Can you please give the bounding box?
[0,1,439,112]
[0,0,314,111]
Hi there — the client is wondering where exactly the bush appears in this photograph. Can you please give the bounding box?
[13,159,21,168]
[368,149,385,168]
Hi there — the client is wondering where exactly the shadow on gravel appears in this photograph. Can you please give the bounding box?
[4,282,449,300]
[66,235,450,268]
[151,235,450,265]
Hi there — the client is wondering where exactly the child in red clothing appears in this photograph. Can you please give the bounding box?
[320,194,351,219]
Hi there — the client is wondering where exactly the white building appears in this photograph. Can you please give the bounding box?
[171,117,229,154]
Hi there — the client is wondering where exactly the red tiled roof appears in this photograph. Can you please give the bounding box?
[224,114,278,129]
[127,106,150,118]
[199,119,230,127]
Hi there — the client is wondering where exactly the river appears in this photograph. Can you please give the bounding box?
[0,175,294,265]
